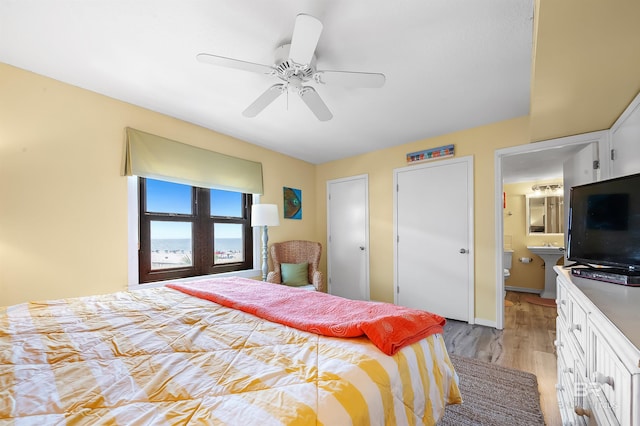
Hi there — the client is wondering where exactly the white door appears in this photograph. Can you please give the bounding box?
[327,175,369,300]
[394,157,474,322]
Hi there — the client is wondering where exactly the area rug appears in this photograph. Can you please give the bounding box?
[438,355,545,426]
[523,294,557,308]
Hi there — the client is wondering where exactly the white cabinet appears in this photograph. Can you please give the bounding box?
[555,267,640,426]
[610,92,640,178]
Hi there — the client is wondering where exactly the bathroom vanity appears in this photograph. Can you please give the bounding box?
[554,267,640,425]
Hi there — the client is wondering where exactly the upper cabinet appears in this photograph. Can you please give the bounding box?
[610,92,640,178]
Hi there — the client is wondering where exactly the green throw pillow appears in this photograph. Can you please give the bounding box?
[281,263,309,286]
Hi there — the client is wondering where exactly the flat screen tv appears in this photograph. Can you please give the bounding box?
[567,172,640,272]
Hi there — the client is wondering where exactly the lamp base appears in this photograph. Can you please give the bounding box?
[261,225,269,281]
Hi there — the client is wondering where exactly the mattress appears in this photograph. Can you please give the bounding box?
[0,284,461,425]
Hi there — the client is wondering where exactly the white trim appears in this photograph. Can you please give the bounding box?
[466,157,475,324]
[127,176,262,290]
[494,130,610,329]
[393,156,474,323]
[505,285,541,294]
[132,268,262,291]
[127,176,140,287]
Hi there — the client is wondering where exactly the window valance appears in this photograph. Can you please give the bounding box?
[123,127,264,194]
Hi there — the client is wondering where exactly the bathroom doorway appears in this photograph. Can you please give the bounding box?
[494,131,608,329]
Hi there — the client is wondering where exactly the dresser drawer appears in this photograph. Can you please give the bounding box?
[589,320,632,425]
[586,386,620,426]
[557,315,585,378]
[557,277,570,322]
[558,372,585,426]
[557,315,590,426]
[568,294,588,355]
[557,276,588,355]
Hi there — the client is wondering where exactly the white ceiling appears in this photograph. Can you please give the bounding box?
[0,0,535,165]
[502,145,587,184]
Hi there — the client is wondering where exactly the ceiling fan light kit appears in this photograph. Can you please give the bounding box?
[197,13,385,121]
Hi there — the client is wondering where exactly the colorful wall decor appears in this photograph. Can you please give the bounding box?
[283,187,302,220]
[406,144,455,164]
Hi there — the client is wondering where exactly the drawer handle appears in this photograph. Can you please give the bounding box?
[555,384,563,391]
[568,323,581,332]
[559,299,567,305]
[563,367,573,374]
[592,372,614,388]
[574,406,592,417]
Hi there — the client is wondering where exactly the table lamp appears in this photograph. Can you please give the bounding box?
[251,204,280,281]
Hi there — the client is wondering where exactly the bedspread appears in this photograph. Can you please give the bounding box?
[167,277,446,355]
[0,286,461,425]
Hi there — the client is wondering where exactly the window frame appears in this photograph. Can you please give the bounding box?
[137,177,254,284]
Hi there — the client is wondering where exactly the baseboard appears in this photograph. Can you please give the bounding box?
[473,317,497,328]
[505,285,542,295]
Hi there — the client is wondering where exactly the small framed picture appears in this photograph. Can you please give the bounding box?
[283,187,302,220]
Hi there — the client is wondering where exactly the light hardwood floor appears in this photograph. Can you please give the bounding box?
[443,291,561,425]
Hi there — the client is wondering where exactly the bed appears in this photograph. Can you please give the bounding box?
[0,277,461,425]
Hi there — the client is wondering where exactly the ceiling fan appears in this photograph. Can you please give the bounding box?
[197,13,386,121]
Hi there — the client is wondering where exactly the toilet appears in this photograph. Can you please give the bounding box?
[503,250,513,296]
[503,249,513,279]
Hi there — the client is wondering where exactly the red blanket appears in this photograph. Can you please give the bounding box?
[167,277,445,355]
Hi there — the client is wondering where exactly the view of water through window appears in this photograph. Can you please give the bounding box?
[146,179,244,270]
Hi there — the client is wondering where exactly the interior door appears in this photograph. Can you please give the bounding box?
[327,175,369,300]
[394,157,474,322]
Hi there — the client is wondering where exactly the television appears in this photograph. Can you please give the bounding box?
[567,172,640,273]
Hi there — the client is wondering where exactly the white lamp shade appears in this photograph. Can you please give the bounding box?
[251,204,280,227]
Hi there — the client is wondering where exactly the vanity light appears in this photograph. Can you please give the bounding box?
[532,183,563,194]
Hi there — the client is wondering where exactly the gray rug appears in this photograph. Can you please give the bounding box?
[439,354,545,426]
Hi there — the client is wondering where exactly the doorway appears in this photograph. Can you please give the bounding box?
[494,131,609,329]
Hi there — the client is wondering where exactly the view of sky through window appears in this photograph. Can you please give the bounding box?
[146,179,242,239]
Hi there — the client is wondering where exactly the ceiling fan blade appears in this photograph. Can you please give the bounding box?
[315,70,386,88]
[243,84,285,117]
[288,14,323,65]
[299,86,333,121]
[196,53,274,75]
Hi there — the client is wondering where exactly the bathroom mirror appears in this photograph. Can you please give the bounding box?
[526,194,564,234]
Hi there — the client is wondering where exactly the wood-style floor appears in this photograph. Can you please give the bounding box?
[442,291,560,426]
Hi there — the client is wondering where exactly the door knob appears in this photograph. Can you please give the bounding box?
[459,248,467,254]
[359,246,365,250]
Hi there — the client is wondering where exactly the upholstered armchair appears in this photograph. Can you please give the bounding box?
[267,240,326,292]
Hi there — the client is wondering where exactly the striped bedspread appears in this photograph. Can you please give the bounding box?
[0,286,461,425]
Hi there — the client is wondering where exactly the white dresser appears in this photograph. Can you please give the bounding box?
[555,267,640,425]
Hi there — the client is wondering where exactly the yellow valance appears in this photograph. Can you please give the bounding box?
[123,128,263,194]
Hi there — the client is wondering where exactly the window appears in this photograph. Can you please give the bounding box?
[138,178,253,283]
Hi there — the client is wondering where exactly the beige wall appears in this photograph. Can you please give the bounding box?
[0,63,317,307]
[0,61,532,323]
[530,0,640,141]
[316,117,531,322]
[503,180,565,292]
